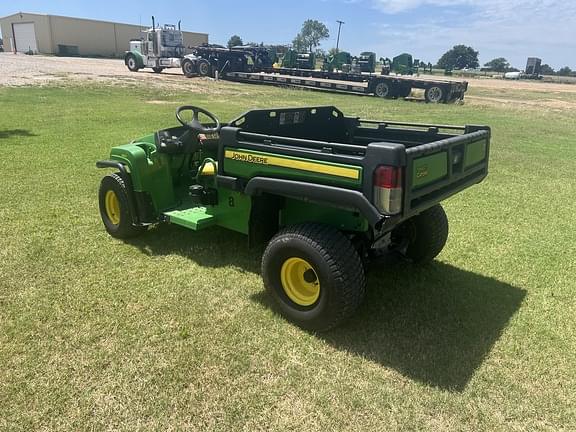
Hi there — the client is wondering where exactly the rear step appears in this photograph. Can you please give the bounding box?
[163,207,216,230]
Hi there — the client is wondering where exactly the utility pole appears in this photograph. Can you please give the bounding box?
[336,20,345,53]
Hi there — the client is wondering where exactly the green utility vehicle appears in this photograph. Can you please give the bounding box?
[357,51,376,73]
[322,51,352,72]
[97,106,490,331]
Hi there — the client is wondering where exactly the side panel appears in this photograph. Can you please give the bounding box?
[205,189,252,234]
[464,140,487,168]
[280,198,369,232]
[223,148,362,189]
[412,152,448,188]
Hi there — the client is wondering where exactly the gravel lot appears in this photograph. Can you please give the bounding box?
[0,52,193,87]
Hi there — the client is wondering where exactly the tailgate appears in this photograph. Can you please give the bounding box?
[403,127,490,216]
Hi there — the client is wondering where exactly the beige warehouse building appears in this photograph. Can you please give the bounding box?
[0,12,208,56]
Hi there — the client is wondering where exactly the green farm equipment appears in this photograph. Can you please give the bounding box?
[281,49,298,68]
[357,51,376,73]
[279,50,315,69]
[97,105,490,331]
[296,52,316,69]
[322,51,352,72]
[392,53,414,75]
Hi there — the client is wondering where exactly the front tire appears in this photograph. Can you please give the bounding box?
[392,204,449,264]
[126,55,139,72]
[262,224,366,331]
[98,173,146,239]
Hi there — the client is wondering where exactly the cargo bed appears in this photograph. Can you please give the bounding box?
[220,106,489,227]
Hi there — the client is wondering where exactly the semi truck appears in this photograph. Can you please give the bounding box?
[124,17,197,74]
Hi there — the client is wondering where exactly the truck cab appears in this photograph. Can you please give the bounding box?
[125,19,194,73]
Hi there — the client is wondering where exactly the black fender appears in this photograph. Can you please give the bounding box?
[96,160,151,226]
[244,177,386,229]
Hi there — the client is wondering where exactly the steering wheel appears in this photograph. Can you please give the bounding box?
[176,105,221,134]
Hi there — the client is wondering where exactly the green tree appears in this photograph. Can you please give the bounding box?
[293,20,329,52]
[484,57,510,72]
[540,64,555,75]
[437,45,479,70]
[557,66,573,76]
[227,35,243,48]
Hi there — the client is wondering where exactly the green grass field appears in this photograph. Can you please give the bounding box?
[1,81,575,431]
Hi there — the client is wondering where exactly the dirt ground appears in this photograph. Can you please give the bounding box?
[2,53,575,105]
[418,72,576,94]
[0,52,210,91]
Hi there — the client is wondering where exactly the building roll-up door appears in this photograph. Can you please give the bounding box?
[13,22,38,53]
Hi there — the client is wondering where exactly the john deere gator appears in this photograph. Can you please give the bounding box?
[97,105,490,331]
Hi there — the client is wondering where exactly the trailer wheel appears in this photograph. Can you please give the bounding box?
[262,224,366,331]
[425,86,444,103]
[373,81,393,98]
[98,173,146,239]
[197,59,211,77]
[152,67,164,73]
[181,59,196,77]
[126,55,139,72]
[392,204,448,264]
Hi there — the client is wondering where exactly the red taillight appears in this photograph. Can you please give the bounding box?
[373,165,403,215]
[374,166,402,189]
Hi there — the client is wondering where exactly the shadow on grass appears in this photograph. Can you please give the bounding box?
[126,223,262,273]
[128,224,525,392]
[0,129,37,139]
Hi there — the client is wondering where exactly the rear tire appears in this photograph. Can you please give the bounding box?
[373,81,394,98]
[98,173,146,239]
[425,85,445,103]
[126,55,139,72]
[181,59,196,77]
[392,204,448,264]
[262,224,366,331]
[197,59,211,77]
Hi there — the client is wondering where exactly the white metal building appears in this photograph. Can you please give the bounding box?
[0,12,208,56]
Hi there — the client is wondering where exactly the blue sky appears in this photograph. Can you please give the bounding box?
[1,0,574,69]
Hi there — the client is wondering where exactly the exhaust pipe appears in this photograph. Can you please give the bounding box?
[178,20,181,30]
[151,16,155,30]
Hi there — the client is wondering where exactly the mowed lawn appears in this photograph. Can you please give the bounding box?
[0,80,575,431]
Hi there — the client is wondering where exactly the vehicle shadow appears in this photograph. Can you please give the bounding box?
[127,224,525,392]
[126,224,262,274]
[0,129,36,139]
[253,257,525,392]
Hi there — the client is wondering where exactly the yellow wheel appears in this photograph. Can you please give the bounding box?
[262,224,366,331]
[280,257,320,306]
[104,190,121,225]
[98,173,146,239]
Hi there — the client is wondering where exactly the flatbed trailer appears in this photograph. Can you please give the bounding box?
[224,68,468,103]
